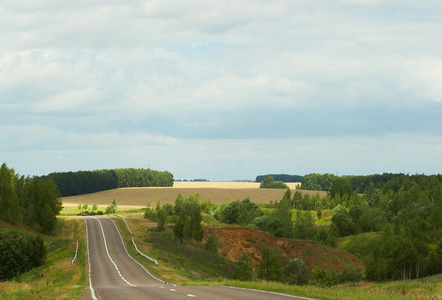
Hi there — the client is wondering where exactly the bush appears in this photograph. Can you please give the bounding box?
[311,265,334,287]
[233,253,254,281]
[105,199,117,214]
[339,265,364,283]
[284,258,309,285]
[0,229,46,281]
[204,228,218,254]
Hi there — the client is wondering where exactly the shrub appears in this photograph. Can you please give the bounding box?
[233,253,254,281]
[0,229,46,281]
[105,199,117,214]
[204,228,218,254]
[284,258,309,285]
[339,265,364,283]
[311,265,334,287]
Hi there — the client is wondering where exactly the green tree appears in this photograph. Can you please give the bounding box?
[311,265,334,287]
[258,247,283,282]
[260,175,288,189]
[268,196,293,238]
[329,176,353,198]
[293,210,317,240]
[0,163,22,224]
[173,194,203,242]
[233,253,254,281]
[173,211,187,243]
[331,204,356,236]
[174,193,185,215]
[317,207,323,220]
[105,199,117,214]
[157,206,167,231]
[284,258,309,285]
[204,228,218,254]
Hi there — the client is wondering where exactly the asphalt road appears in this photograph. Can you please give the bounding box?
[83,216,314,300]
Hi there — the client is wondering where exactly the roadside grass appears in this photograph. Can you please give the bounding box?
[111,214,239,284]
[0,217,86,299]
[179,275,442,300]
[112,213,442,300]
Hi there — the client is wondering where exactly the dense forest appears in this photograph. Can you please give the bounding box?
[41,168,174,197]
[298,173,442,281]
[256,174,303,183]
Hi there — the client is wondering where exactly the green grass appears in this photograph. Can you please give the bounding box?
[182,275,442,300]
[0,217,86,299]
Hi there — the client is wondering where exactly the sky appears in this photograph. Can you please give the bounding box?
[1,0,442,181]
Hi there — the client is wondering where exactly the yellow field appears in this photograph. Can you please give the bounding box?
[62,181,316,208]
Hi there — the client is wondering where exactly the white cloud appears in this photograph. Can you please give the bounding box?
[1,0,442,178]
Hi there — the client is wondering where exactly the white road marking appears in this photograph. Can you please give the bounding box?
[226,286,317,299]
[170,289,176,292]
[186,294,196,297]
[84,219,98,300]
[93,217,136,287]
[108,218,166,284]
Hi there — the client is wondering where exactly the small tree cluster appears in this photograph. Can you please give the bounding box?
[105,199,117,214]
[259,175,288,189]
[173,194,204,243]
[213,198,263,226]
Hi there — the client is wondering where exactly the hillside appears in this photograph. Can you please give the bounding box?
[202,226,364,274]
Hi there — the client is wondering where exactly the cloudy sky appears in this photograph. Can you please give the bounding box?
[1,0,441,181]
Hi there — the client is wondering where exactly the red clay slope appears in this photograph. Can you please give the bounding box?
[203,227,364,274]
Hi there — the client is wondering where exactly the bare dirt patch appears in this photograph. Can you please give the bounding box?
[203,226,364,274]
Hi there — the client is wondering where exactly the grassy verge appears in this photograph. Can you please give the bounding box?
[112,213,442,300]
[217,276,442,300]
[0,217,86,299]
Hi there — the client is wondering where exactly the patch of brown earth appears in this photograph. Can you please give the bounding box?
[203,226,364,274]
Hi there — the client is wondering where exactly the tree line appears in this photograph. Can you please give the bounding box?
[0,163,62,233]
[300,172,430,193]
[256,174,303,183]
[41,168,174,197]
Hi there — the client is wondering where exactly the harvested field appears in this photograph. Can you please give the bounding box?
[62,181,326,208]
